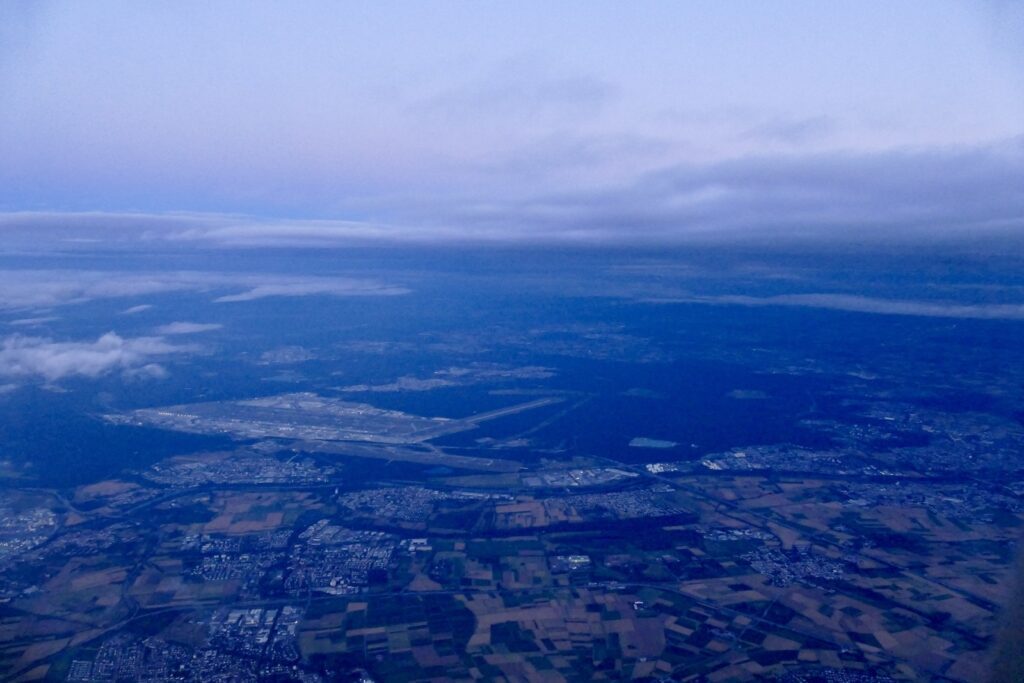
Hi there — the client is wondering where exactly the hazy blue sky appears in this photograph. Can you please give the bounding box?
[1,1,1022,245]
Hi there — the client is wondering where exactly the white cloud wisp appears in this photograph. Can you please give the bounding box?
[154,321,223,335]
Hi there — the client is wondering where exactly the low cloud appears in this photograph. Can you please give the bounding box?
[0,270,410,311]
[8,316,58,327]
[650,293,1024,321]
[0,141,1020,253]
[213,280,410,303]
[433,140,1024,246]
[0,332,197,382]
[154,321,223,335]
[0,271,190,310]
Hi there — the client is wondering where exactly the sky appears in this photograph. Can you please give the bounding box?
[1,1,1022,247]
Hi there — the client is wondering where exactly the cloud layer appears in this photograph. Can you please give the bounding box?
[0,141,1020,249]
[648,293,1024,321]
[429,142,1024,245]
[154,321,223,335]
[2,3,1021,224]
[0,333,194,382]
[213,280,409,303]
[0,270,409,311]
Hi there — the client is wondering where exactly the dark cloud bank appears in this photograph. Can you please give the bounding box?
[1,141,1021,250]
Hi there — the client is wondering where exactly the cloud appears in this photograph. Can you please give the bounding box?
[649,292,1024,321]
[415,61,617,122]
[121,304,153,315]
[0,140,1020,249]
[122,363,169,380]
[8,316,58,327]
[154,321,223,335]
[213,280,410,303]
[431,140,1024,246]
[2,3,1022,230]
[739,115,836,145]
[0,333,196,382]
[0,269,211,310]
[0,270,410,311]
